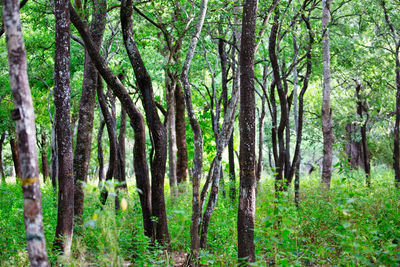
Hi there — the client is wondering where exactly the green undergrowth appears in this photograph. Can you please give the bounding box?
[0,167,399,266]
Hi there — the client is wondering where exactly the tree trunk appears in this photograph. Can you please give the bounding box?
[180,0,208,260]
[69,3,153,238]
[321,0,333,190]
[73,0,107,222]
[0,132,6,183]
[167,78,178,192]
[117,107,127,187]
[97,118,105,182]
[238,0,258,264]
[41,133,49,183]
[50,122,58,190]
[10,137,22,179]
[53,0,74,255]
[121,0,169,244]
[3,0,49,263]
[98,82,118,206]
[393,41,400,188]
[175,82,188,184]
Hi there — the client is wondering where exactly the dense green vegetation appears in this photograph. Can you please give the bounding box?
[1,168,399,266]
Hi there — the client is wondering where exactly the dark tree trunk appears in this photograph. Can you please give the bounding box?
[121,0,169,244]
[41,133,49,183]
[73,0,107,222]
[98,82,118,206]
[175,82,188,184]
[117,107,127,187]
[321,0,333,190]
[53,0,74,255]
[238,0,258,264]
[0,132,6,183]
[69,4,153,238]
[10,137,22,179]
[3,0,49,263]
[97,119,105,182]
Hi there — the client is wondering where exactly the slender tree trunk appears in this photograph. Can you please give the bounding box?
[41,133,49,183]
[10,137,22,179]
[73,0,107,221]
[69,3,153,238]
[3,0,49,263]
[180,0,208,260]
[53,0,74,255]
[50,122,58,190]
[121,0,169,244]
[167,78,178,192]
[321,0,333,190]
[0,132,6,183]
[393,42,400,188]
[238,0,258,263]
[97,118,105,182]
[98,82,118,206]
[117,107,127,187]
[175,82,188,184]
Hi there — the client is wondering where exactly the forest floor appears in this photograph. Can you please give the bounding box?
[1,167,400,266]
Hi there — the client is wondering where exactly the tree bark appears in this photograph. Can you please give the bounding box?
[238,0,258,264]
[10,136,22,179]
[40,133,49,183]
[393,41,400,188]
[97,118,105,182]
[120,0,169,244]
[73,0,107,222]
[69,3,153,238]
[175,83,188,184]
[167,78,178,192]
[321,0,333,190]
[0,132,6,183]
[53,0,74,255]
[180,0,208,260]
[50,122,58,190]
[117,106,127,187]
[3,0,49,263]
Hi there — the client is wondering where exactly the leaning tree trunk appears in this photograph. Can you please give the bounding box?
[121,0,169,244]
[53,0,74,255]
[321,0,333,190]
[73,0,107,221]
[167,78,178,192]
[3,0,49,263]
[10,136,22,179]
[180,0,208,260]
[97,118,105,182]
[69,3,153,238]
[238,0,258,264]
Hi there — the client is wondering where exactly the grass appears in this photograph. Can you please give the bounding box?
[0,167,399,266]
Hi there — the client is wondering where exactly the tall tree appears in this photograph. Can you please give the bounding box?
[321,0,333,189]
[121,0,169,244]
[3,0,49,263]
[180,0,208,259]
[53,0,74,255]
[238,0,258,263]
[73,0,107,221]
[0,132,6,183]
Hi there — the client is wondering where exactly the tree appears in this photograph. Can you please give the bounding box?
[238,0,258,263]
[321,0,333,189]
[53,0,74,255]
[73,0,107,222]
[3,0,49,263]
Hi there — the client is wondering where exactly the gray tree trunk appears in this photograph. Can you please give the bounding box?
[321,0,333,189]
[3,0,49,263]
[53,0,74,255]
